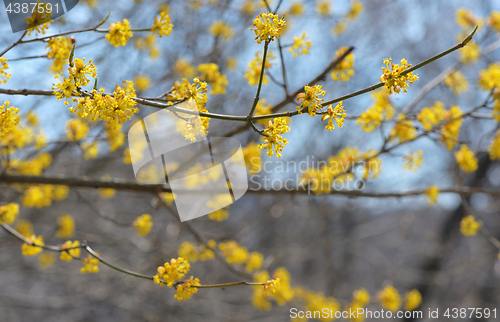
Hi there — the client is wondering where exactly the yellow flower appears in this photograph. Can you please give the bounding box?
[105,122,125,151]
[245,50,275,86]
[38,252,56,267]
[60,240,81,261]
[53,73,77,102]
[459,41,480,64]
[377,285,401,312]
[245,252,264,272]
[81,142,98,160]
[258,117,290,157]
[296,85,326,116]
[478,63,500,91]
[404,289,422,311]
[22,235,44,256]
[289,2,304,16]
[174,58,196,78]
[289,32,312,57]
[403,150,423,172]
[424,185,439,206]
[488,130,500,160]
[68,58,97,87]
[332,21,347,36]
[390,114,415,143]
[250,13,286,44]
[0,101,20,138]
[218,240,249,264]
[175,276,200,300]
[81,254,100,273]
[456,8,481,30]
[330,47,355,81]
[56,213,75,239]
[263,278,281,297]
[154,257,190,286]
[270,267,294,304]
[25,2,51,36]
[106,19,133,47]
[455,144,478,173]
[15,220,34,238]
[22,185,53,208]
[208,208,229,221]
[443,71,468,95]
[66,118,89,141]
[316,0,332,16]
[357,89,394,132]
[362,150,382,179]
[254,99,273,125]
[0,58,12,84]
[134,75,151,91]
[489,11,500,32]
[178,241,215,263]
[346,1,363,20]
[133,214,153,236]
[197,63,228,95]
[151,12,173,37]
[243,142,262,175]
[53,185,69,201]
[209,20,233,40]
[321,102,345,131]
[0,203,19,224]
[460,215,481,236]
[353,288,370,306]
[380,58,418,94]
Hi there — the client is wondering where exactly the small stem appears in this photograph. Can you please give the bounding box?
[248,40,270,118]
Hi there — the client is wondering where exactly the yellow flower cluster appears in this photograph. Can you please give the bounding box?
[23,185,68,208]
[289,2,304,16]
[53,73,77,103]
[455,144,478,173]
[56,213,75,239]
[133,34,160,59]
[253,267,294,309]
[106,19,133,47]
[321,102,345,131]
[8,152,52,176]
[443,71,468,95]
[154,257,190,286]
[331,47,355,81]
[151,12,173,37]
[301,290,340,318]
[316,0,332,16]
[377,285,401,312]
[133,214,153,236]
[209,20,233,40]
[246,252,264,272]
[242,142,262,175]
[208,208,229,221]
[178,241,215,263]
[489,130,500,160]
[46,37,73,73]
[250,13,286,44]
[0,101,20,138]
[0,58,11,84]
[245,50,275,86]
[60,240,81,261]
[424,185,439,206]
[417,101,463,149]
[390,114,416,143]
[25,2,51,36]
[456,8,482,30]
[253,100,272,125]
[197,63,228,95]
[81,254,100,273]
[83,142,99,160]
[357,89,394,132]
[218,240,249,264]
[489,11,500,32]
[15,220,34,237]
[403,150,423,171]
[405,289,422,311]
[380,58,418,94]
[289,32,312,57]
[459,41,480,64]
[105,122,125,151]
[68,81,138,125]
[0,203,19,224]
[263,278,280,297]
[460,215,481,236]
[296,85,326,116]
[134,75,151,91]
[66,118,89,141]
[345,288,370,319]
[258,117,290,157]
[68,58,97,87]
[175,276,201,301]
[478,63,500,91]
[22,235,44,256]
[173,58,196,78]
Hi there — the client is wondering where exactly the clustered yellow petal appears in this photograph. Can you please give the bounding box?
[178,241,215,263]
[390,114,415,143]
[424,185,439,206]
[321,102,345,131]
[151,12,173,37]
[460,215,481,236]
[250,13,286,44]
[197,63,228,95]
[68,58,97,87]
[133,214,153,236]
[245,51,275,86]
[0,203,19,224]
[258,117,290,157]
[81,254,100,273]
[357,89,394,132]
[289,32,312,57]
[0,101,20,137]
[22,235,44,256]
[330,47,355,81]
[106,19,133,47]
[46,37,73,73]
[417,101,463,149]
[377,285,401,312]
[380,58,418,94]
[56,213,75,239]
[454,144,478,173]
[403,150,423,172]
[60,240,81,261]
[154,257,190,286]
[209,20,233,40]
[25,2,51,36]
[175,276,200,301]
[443,71,468,95]
[296,85,326,116]
[218,240,249,264]
[0,58,12,84]
[405,289,422,311]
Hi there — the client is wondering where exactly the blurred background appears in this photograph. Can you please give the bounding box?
[1,0,500,321]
